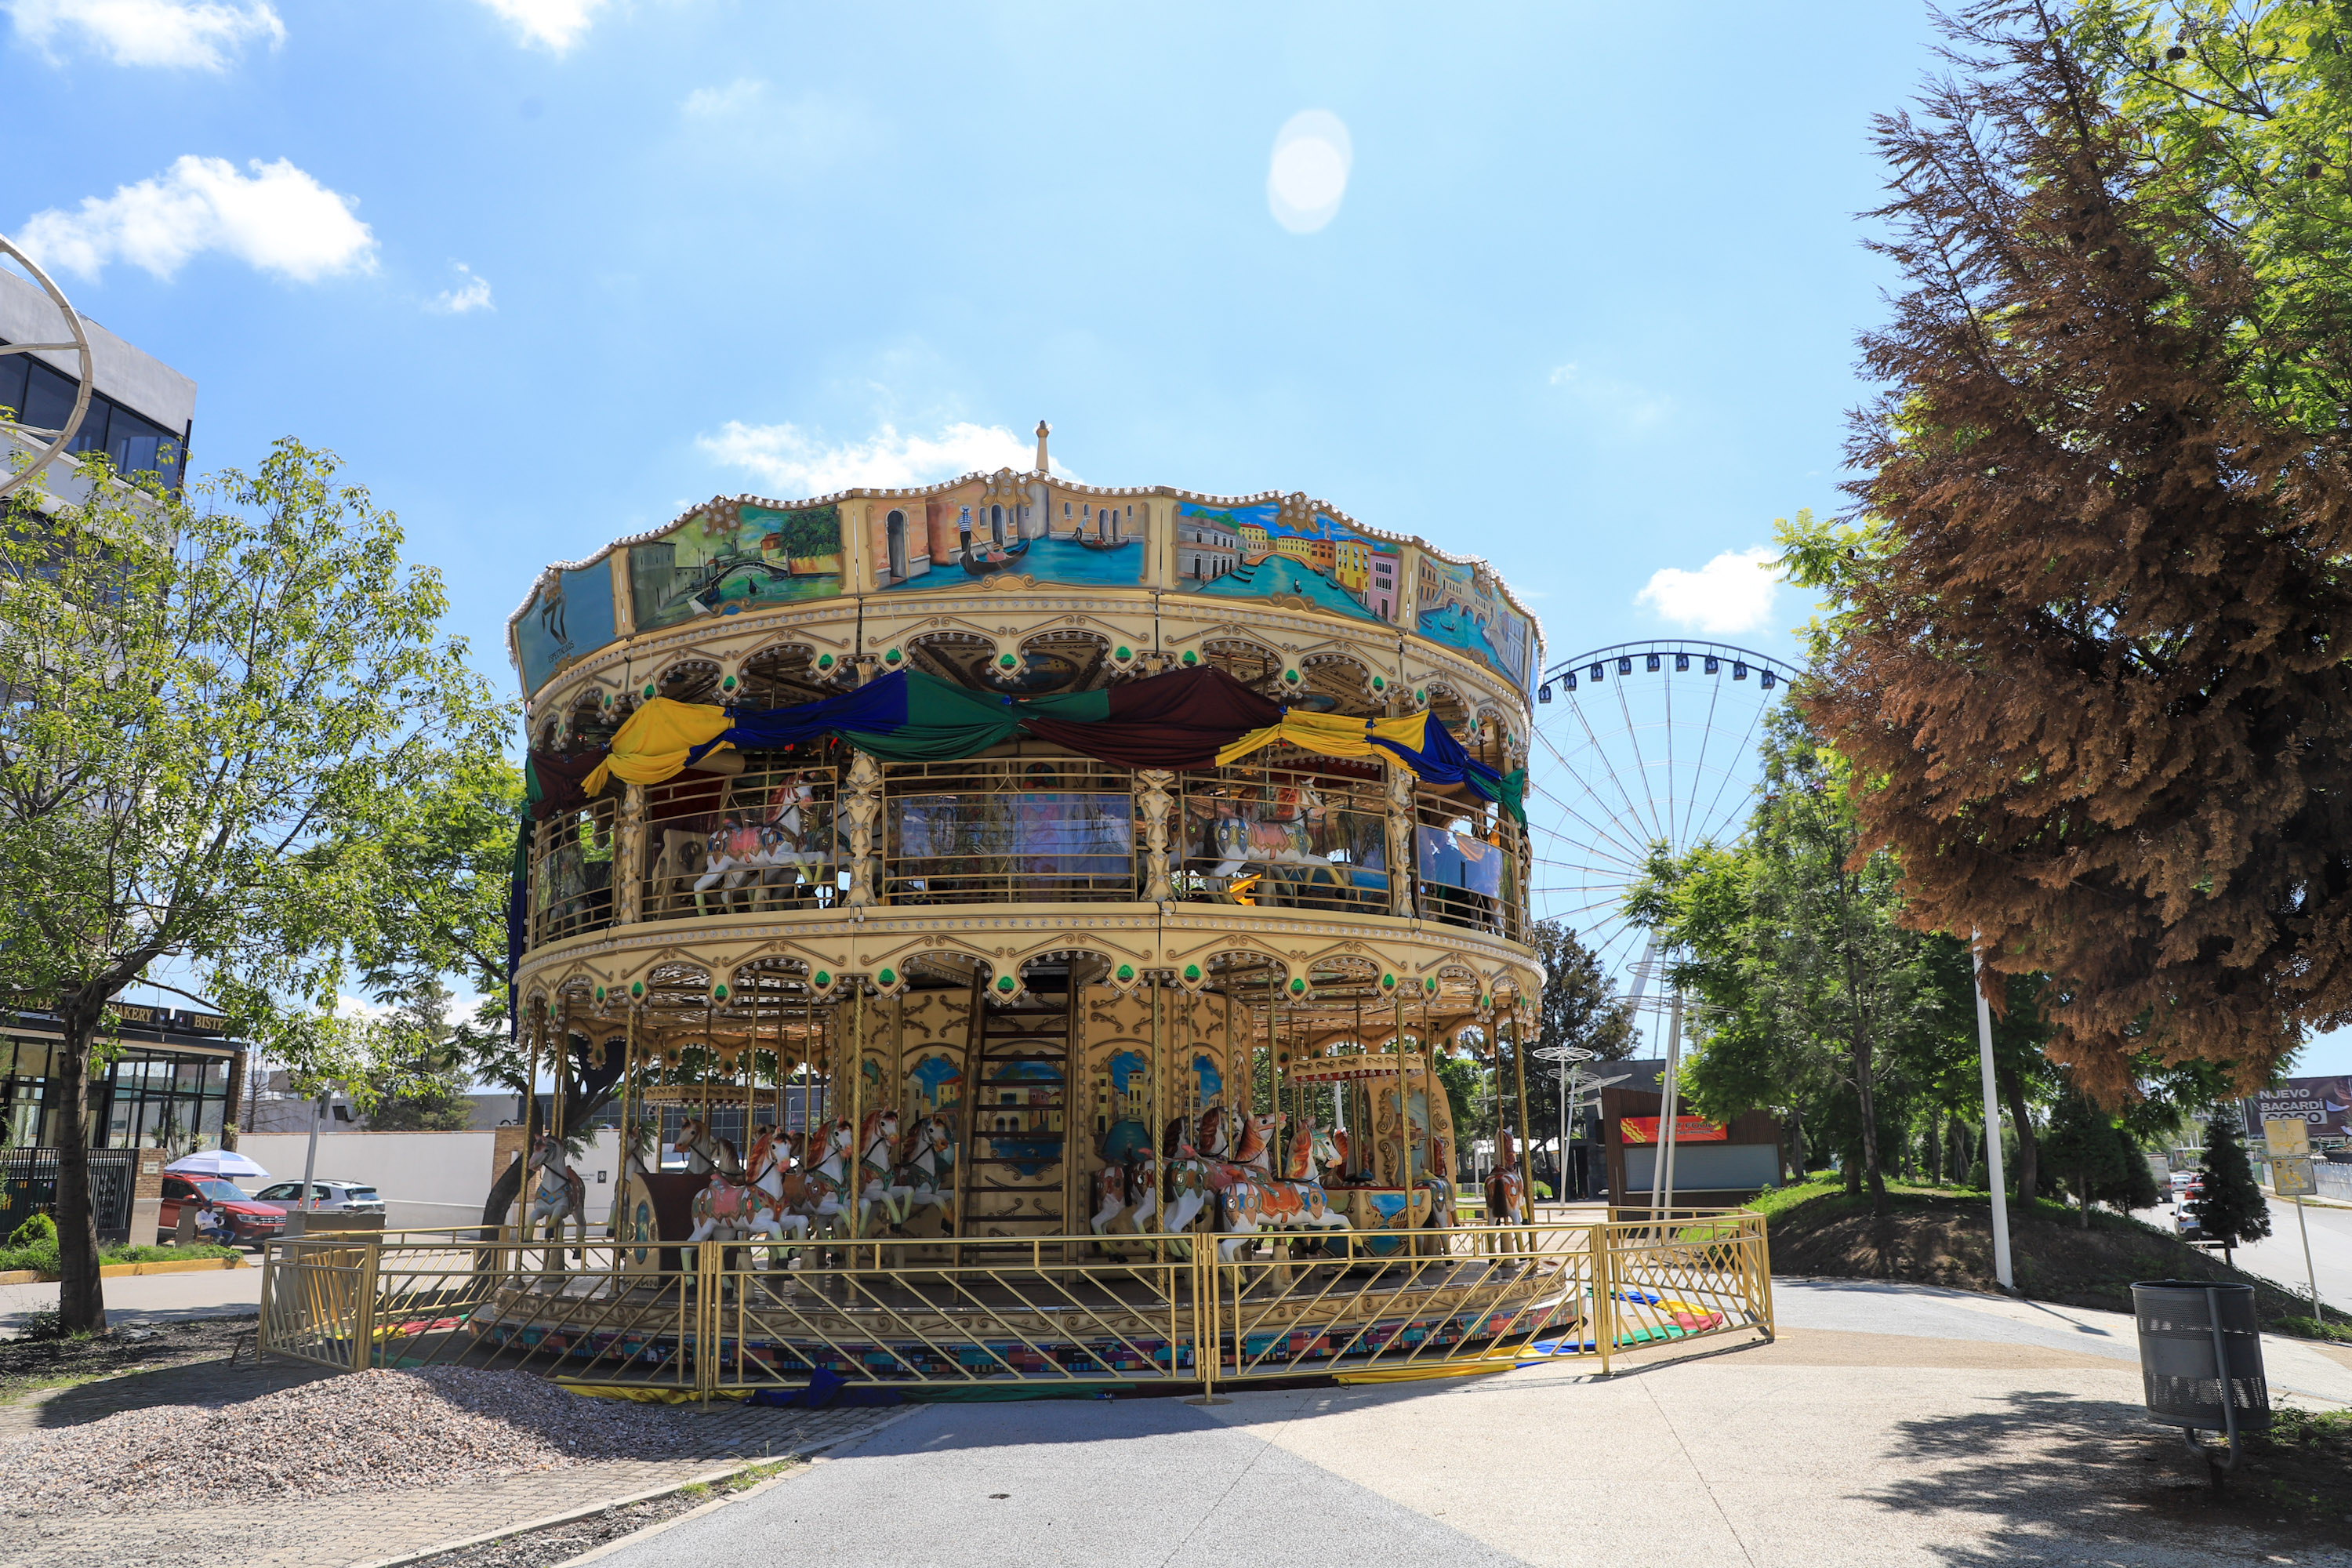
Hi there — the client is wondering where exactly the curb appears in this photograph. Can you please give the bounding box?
[350,1406,916,1568]
[0,1256,249,1286]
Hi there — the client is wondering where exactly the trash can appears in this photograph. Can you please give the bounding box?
[2131,1280,2268,1461]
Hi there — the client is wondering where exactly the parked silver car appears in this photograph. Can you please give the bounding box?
[252,1179,385,1214]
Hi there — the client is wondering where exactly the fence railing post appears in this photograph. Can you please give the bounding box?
[1595,1221,1614,1376]
[697,1240,720,1402]
[350,1240,381,1373]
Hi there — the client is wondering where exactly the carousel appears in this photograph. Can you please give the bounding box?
[484,430,1585,1388]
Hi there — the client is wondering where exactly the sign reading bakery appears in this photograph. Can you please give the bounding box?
[2245,1076,2352,1142]
[1618,1115,1728,1145]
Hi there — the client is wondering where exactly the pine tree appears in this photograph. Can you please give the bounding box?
[2189,1110,2273,1265]
[2044,1085,2130,1229]
[1784,0,2352,1098]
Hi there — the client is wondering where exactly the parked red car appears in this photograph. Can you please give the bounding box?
[158,1174,285,1243]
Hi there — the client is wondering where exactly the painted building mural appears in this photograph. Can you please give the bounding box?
[876,478,1148,593]
[514,561,619,693]
[629,503,846,631]
[1171,502,1399,623]
[1415,554,1536,691]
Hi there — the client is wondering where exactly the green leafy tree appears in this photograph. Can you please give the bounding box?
[0,441,509,1331]
[363,978,477,1133]
[2190,1108,2274,1264]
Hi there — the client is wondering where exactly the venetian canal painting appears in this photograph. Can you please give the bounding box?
[514,561,619,694]
[1415,554,1537,691]
[628,503,847,631]
[1170,501,1399,624]
[876,481,1149,593]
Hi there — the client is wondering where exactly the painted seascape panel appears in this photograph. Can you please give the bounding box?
[1414,554,1537,690]
[629,503,847,631]
[515,561,619,694]
[1170,501,1399,623]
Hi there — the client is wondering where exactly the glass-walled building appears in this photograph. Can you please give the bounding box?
[1,1006,245,1154]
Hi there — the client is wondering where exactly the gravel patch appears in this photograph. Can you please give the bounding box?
[0,1368,699,1516]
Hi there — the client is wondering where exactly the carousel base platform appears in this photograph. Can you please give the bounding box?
[450,1251,1583,1385]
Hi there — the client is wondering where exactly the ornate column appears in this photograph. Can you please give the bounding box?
[615,782,645,925]
[1134,768,1174,902]
[843,748,882,911]
[1385,761,1417,919]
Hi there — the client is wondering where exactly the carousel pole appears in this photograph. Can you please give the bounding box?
[1421,1001,1443,1234]
[1150,975,1164,1264]
[518,996,542,1246]
[554,993,573,1265]
[848,984,865,1243]
[1511,1003,1535,1228]
[612,1000,636,1245]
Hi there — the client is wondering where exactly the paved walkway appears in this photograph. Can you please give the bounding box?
[581,1283,2352,1568]
[0,1263,264,1334]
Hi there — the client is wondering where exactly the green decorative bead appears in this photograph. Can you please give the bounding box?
[817,653,835,669]
[878,967,897,985]
[1414,688,1426,702]
[999,653,1017,669]
[641,684,655,699]
[1116,646,1133,660]
[1381,973,1396,989]
[1181,650,1198,666]
[1425,976,1439,992]
[885,648,901,663]
[996,975,1017,993]
[712,983,729,1001]
[630,981,644,998]
[1183,963,1201,981]
[593,985,606,1002]
[1116,964,1134,982]
[1283,669,1301,684]
[1289,977,1306,994]
[1370,676,1385,691]
[813,971,831,988]
[720,674,737,691]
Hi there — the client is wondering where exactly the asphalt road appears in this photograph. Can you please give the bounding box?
[2213,1195,2352,1317]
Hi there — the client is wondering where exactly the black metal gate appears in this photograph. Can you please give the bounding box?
[0,1149,136,1244]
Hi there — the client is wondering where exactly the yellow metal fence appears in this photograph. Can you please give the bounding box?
[258,1214,1771,1396]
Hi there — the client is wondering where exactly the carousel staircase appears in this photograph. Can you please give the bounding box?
[956,974,1080,1239]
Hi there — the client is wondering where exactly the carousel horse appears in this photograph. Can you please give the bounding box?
[1212,1118,1348,1261]
[794,1118,855,1241]
[525,1133,587,1250]
[1088,1118,1160,1236]
[1485,1127,1529,1226]
[693,812,829,914]
[891,1113,958,1235]
[855,1109,912,1233]
[1207,786,1338,881]
[1312,1125,1349,1187]
[672,1117,742,1177]
[1158,1115,1217,1241]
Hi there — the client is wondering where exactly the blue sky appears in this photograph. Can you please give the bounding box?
[15,1,2339,1076]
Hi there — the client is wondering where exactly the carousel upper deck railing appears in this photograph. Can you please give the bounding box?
[524,742,1530,949]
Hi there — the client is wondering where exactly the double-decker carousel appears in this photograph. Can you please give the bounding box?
[492,432,1566,1387]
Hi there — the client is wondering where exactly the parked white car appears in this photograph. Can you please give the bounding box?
[252,1179,385,1214]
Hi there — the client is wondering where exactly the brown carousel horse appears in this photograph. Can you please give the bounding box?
[1486,1127,1530,1251]
[1206,1108,1348,1261]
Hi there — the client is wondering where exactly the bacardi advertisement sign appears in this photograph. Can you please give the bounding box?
[2245,1076,2352,1142]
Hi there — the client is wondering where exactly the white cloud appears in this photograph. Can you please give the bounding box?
[6,0,281,69]
[1268,109,1352,234]
[1636,546,1781,634]
[427,261,493,314]
[477,0,606,52]
[18,154,376,282]
[1549,361,1671,430]
[682,77,764,119]
[698,420,1056,495]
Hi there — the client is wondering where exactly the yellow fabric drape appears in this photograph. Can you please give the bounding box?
[1214,710,1433,770]
[580,697,733,795]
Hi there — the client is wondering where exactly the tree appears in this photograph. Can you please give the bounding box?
[1630,710,1949,1218]
[363,978,477,1133]
[0,442,508,1331]
[1784,0,2352,1098]
[1520,920,1636,1173]
[2043,1082,2136,1226]
[2189,1108,2273,1265]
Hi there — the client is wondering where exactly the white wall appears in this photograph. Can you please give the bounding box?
[234,1130,624,1229]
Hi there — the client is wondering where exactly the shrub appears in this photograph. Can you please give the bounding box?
[7,1212,57,1248]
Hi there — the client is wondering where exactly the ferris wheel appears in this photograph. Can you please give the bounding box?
[1525,639,1802,1025]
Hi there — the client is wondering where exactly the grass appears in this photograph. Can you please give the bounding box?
[2239,1406,2352,1532]
[0,1238,241,1275]
[2271,1315,2352,1345]
[1751,1174,2317,1323]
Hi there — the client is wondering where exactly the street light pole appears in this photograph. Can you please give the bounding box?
[1971,941,2015,1292]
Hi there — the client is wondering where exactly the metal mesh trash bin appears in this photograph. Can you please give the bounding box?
[2132,1280,2268,1465]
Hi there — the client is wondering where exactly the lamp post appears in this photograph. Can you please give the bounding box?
[1534,1044,1595,1201]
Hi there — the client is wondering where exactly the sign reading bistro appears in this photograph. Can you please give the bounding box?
[1619,1115,1728,1145]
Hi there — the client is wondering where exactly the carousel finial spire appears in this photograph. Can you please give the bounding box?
[1035,419,1051,474]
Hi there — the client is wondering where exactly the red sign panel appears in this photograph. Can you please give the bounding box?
[1619,1116,1727,1145]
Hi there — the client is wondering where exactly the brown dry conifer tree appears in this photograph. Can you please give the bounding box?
[1793,2,2352,1098]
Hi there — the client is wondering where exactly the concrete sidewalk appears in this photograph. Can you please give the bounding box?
[0,1261,263,1333]
[582,1283,2352,1568]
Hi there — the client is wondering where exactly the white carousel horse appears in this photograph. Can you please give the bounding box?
[1089,1119,1159,1236]
[684,1126,808,1258]
[794,1119,854,1242]
[1208,786,1338,880]
[672,1117,742,1176]
[1158,1115,1217,1240]
[525,1133,587,1250]
[892,1113,958,1236]
[855,1109,912,1233]
[694,779,830,913]
[1210,1114,1348,1262]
